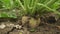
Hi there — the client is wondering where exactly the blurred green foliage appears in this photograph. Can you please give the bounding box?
[0,0,60,18]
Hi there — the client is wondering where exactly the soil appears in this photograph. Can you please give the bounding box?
[0,13,60,34]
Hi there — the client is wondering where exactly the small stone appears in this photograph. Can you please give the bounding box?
[0,23,6,29]
[15,25,22,29]
[6,23,15,27]
[9,24,15,27]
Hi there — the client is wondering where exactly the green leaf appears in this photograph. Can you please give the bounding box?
[1,0,14,9]
[0,12,8,17]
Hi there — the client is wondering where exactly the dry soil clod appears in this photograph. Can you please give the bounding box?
[22,16,30,25]
[29,17,40,28]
